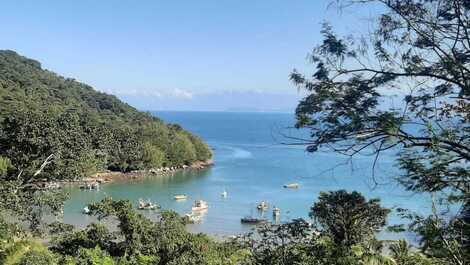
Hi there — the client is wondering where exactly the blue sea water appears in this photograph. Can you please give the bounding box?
[63,111,432,239]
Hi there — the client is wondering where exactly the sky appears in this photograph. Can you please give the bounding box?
[1,0,380,112]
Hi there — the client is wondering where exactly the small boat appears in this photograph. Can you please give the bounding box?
[257,201,269,211]
[174,195,188,200]
[283,183,299,189]
[138,199,159,210]
[273,207,280,217]
[221,189,228,198]
[80,182,100,190]
[241,216,268,224]
[185,212,203,223]
[82,206,90,215]
[192,200,209,211]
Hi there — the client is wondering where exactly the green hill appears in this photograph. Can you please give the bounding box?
[0,50,211,180]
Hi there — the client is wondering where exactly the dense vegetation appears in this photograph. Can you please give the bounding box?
[0,49,212,178]
[0,50,211,235]
[0,0,469,264]
[290,0,470,263]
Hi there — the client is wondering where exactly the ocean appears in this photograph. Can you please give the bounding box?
[63,111,431,239]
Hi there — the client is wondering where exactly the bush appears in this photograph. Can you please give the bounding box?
[0,157,13,177]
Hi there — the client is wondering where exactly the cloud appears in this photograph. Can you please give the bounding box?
[168,88,193,100]
[100,88,193,100]
[99,87,308,112]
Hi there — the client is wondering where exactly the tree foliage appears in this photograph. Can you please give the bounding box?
[51,198,247,265]
[310,190,390,247]
[291,0,470,263]
[0,50,212,178]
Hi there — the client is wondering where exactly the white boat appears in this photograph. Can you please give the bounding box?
[174,195,188,200]
[257,201,269,211]
[192,200,209,211]
[185,212,203,223]
[283,183,299,189]
[221,189,228,198]
[82,206,90,215]
[138,199,159,210]
[80,182,100,190]
[273,207,280,217]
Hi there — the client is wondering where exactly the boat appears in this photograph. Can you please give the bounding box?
[174,195,188,200]
[221,189,227,198]
[191,200,209,211]
[82,206,90,215]
[241,216,268,224]
[80,182,100,190]
[257,201,269,211]
[185,212,203,223]
[273,207,281,217]
[138,199,159,210]
[283,183,299,189]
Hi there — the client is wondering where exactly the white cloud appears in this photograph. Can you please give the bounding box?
[100,88,193,100]
[168,88,193,100]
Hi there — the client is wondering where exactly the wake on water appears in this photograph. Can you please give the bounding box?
[230,146,253,159]
[215,145,253,160]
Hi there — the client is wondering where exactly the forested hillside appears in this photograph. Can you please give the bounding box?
[0,50,211,180]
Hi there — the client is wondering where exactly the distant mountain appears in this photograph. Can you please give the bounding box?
[0,50,211,180]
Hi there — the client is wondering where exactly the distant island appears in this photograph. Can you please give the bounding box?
[0,50,212,182]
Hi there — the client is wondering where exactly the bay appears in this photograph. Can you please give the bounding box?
[63,111,431,239]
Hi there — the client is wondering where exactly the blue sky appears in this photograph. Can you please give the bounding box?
[1,0,379,112]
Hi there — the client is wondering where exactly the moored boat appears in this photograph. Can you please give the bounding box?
[192,200,209,211]
[174,195,188,200]
[221,189,227,198]
[82,206,90,215]
[80,182,100,190]
[138,198,159,210]
[257,201,268,211]
[241,216,267,224]
[273,207,280,217]
[283,183,299,189]
[185,212,203,223]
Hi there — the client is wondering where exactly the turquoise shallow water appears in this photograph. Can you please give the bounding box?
[63,111,431,239]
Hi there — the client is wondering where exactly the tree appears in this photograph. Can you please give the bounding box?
[0,155,69,235]
[51,198,242,264]
[0,157,12,177]
[0,50,212,176]
[310,190,390,247]
[291,0,470,196]
[142,142,166,169]
[240,219,317,265]
[291,0,470,262]
[389,240,438,265]
[1,241,58,265]
[72,247,116,265]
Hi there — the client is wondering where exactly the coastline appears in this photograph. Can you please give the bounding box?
[60,159,214,186]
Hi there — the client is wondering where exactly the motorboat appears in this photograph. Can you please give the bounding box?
[283,183,299,189]
[185,212,204,223]
[80,182,100,190]
[138,199,159,210]
[273,207,281,217]
[221,189,228,198]
[174,195,188,200]
[82,206,90,215]
[192,200,209,211]
[257,201,269,211]
[241,216,268,224]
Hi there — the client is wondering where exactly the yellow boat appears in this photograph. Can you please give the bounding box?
[174,195,188,200]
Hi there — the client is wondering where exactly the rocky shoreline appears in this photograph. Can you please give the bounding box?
[77,159,214,184]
